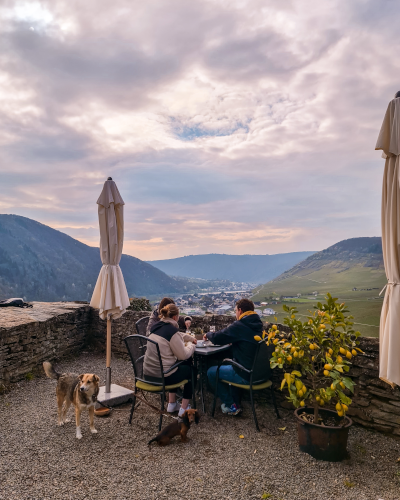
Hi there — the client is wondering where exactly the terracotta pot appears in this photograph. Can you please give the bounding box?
[294,407,352,461]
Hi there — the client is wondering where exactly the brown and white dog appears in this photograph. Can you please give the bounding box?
[43,361,100,439]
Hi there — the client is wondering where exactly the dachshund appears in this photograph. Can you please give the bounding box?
[148,409,200,446]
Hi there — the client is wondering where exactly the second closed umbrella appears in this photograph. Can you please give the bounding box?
[376,96,400,387]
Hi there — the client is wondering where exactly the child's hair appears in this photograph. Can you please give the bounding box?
[158,297,175,311]
[159,303,179,319]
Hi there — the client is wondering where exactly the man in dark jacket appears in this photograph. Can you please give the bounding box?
[205,298,264,416]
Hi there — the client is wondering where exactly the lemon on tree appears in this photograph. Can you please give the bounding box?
[266,294,360,423]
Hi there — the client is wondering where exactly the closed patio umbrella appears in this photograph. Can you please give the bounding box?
[376,95,400,387]
[90,177,131,398]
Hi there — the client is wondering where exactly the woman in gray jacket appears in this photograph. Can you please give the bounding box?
[144,303,196,416]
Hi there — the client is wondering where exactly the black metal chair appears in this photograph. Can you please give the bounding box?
[211,340,280,431]
[135,316,150,336]
[124,334,196,430]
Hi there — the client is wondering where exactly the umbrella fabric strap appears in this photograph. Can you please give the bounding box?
[379,282,400,296]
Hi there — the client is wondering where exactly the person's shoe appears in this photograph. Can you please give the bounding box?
[167,402,180,413]
[178,404,191,417]
[221,403,242,415]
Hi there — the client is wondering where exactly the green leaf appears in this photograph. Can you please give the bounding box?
[337,390,352,405]
[341,377,355,393]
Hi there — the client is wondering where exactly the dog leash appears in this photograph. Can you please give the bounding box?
[96,394,181,421]
[130,393,181,421]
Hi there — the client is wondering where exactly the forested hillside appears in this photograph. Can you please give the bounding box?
[0,215,190,301]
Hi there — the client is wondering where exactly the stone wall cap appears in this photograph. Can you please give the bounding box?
[0,302,87,330]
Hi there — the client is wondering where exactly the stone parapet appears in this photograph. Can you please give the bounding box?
[0,302,91,385]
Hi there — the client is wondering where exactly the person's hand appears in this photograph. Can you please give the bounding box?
[203,334,208,341]
[192,338,197,344]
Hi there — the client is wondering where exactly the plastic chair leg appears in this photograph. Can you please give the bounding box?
[249,388,260,432]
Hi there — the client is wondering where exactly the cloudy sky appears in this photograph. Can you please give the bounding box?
[0,0,397,260]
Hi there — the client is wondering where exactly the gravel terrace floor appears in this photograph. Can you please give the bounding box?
[1,353,400,500]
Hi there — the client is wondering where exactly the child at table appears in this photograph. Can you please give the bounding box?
[144,304,197,416]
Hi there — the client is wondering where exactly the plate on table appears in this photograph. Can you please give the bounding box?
[196,340,220,348]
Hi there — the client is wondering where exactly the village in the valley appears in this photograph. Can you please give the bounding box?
[172,282,279,317]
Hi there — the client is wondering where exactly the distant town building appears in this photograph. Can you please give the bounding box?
[263,308,276,316]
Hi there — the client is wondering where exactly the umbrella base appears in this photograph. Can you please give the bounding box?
[97,384,134,407]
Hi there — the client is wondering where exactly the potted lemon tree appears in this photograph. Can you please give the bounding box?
[262,293,362,461]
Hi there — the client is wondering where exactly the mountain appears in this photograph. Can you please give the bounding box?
[252,237,385,338]
[0,215,192,301]
[272,237,383,279]
[147,252,315,284]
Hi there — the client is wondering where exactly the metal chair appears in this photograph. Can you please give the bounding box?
[135,316,150,336]
[124,334,196,430]
[211,340,280,431]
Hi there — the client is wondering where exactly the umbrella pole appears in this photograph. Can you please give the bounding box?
[106,316,112,393]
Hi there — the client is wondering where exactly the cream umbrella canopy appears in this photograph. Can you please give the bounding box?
[90,177,130,393]
[376,95,400,388]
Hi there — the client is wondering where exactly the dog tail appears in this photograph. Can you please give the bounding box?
[148,437,157,446]
[43,361,61,380]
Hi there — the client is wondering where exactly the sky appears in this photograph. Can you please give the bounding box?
[0,0,398,260]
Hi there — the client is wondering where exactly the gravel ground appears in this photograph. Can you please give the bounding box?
[1,353,400,500]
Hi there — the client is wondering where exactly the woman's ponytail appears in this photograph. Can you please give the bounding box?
[159,303,179,319]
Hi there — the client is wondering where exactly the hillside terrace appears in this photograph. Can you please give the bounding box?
[1,302,400,499]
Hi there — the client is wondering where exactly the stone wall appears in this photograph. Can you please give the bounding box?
[346,337,400,436]
[2,303,400,438]
[90,310,152,356]
[0,302,92,386]
[0,305,236,388]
